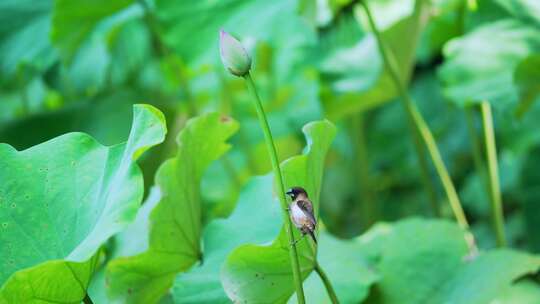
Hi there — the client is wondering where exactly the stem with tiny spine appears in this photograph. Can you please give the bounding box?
[243,73,306,303]
[361,0,477,253]
[315,262,339,304]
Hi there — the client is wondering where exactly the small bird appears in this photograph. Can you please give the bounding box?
[286,187,317,244]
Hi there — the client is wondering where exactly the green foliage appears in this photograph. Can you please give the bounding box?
[171,119,334,303]
[320,0,428,118]
[1,0,540,302]
[439,19,540,109]
[0,104,166,302]
[365,219,540,304]
[52,0,134,62]
[222,120,335,303]
[172,175,280,303]
[106,113,238,303]
[289,232,379,303]
[514,54,540,116]
[0,0,56,82]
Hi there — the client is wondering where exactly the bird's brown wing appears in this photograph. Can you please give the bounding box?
[297,199,316,227]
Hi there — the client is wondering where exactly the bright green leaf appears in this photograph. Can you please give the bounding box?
[106,113,239,303]
[0,104,167,302]
[173,175,282,303]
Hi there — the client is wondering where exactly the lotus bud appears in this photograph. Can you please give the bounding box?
[219,30,251,77]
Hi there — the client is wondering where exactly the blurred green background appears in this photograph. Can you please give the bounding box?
[2,0,540,280]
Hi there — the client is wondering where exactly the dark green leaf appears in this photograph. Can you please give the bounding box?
[0,0,57,82]
[514,54,540,117]
[51,0,134,62]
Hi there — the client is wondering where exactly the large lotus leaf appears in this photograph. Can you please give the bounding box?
[0,0,57,82]
[106,113,238,303]
[365,218,540,304]
[320,0,429,118]
[221,120,336,303]
[87,187,161,303]
[438,19,540,110]
[287,232,380,304]
[51,0,134,62]
[0,104,167,302]
[172,175,281,303]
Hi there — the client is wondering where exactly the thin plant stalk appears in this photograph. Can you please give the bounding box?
[480,102,506,247]
[465,107,494,220]
[359,2,439,217]
[465,107,486,185]
[465,106,494,217]
[243,73,306,303]
[361,1,477,253]
[314,262,339,304]
[305,236,339,303]
[350,114,377,226]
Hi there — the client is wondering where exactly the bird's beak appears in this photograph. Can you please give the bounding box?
[286,189,293,196]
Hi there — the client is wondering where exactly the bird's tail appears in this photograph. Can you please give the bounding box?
[308,230,317,244]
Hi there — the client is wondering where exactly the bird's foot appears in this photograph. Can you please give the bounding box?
[289,234,305,247]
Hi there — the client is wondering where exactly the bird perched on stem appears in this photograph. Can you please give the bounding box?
[286,187,317,245]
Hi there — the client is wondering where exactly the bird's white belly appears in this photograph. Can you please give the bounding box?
[291,204,305,227]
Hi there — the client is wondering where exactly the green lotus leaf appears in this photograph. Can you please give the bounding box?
[221,120,336,303]
[106,113,239,303]
[439,19,540,110]
[287,231,380,304]
[172,174,281,303]
[492,280,540,304]
[364,218,540,304]
[0,104,167,302]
